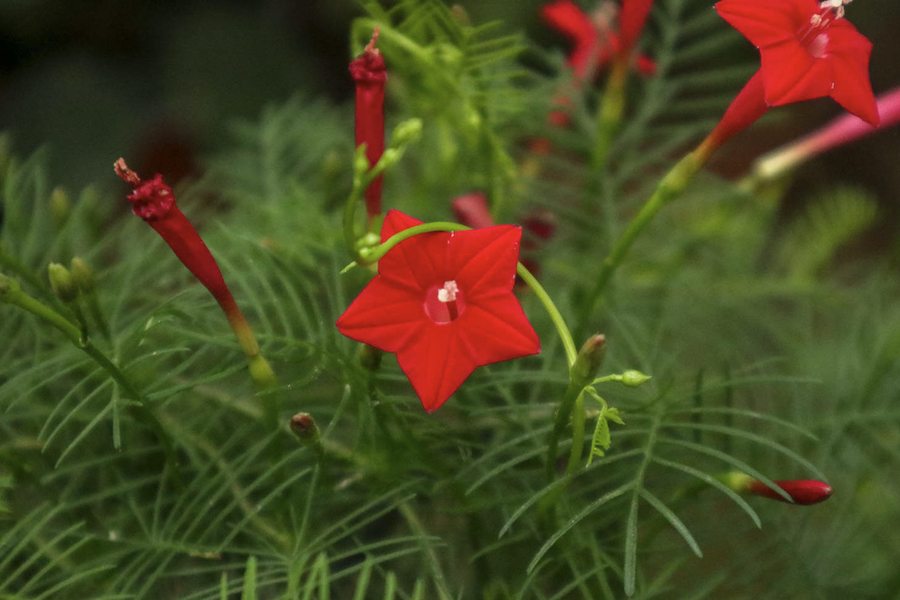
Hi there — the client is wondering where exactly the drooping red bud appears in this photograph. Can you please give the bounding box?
[115,158,232,307]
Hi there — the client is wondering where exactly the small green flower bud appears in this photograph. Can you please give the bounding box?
[621,370,651,387]
[321,149,344,182]
[0,271,22,300]
[380,148,401,168]
[571,334,607,388]
[353,145,371,178]
[290,412,322,450]
[48,263,78,303]
[390,118,423,148]
[70,257,95,294]
[50,187,71,228]
[358,343,383,371]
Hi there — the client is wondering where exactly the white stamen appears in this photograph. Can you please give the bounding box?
[437,280,459,303]
[819,0,851,18]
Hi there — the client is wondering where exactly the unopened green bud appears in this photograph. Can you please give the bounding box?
[321,149,344,182]
[390,118,423,148]
[621,370,651,387]
[70,257,95,294]
[358,343,383,371]
[380,148,401,168]
[50,187,71,228]
[450,5,472,26]
[0,271,21,300]
[354,145,371,178]
[571,334,607,388]
[48,263,78,302]
[290,412,322,450]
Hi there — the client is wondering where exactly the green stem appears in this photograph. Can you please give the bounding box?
[592,59,629,174]
[84,292,112,342]
[564,389,586,476]
[357,222,467,264]
[516,263,577,367]
[580,141,714,329]
[70,301,89,343]
[545,379,584,481]
[0,246,68,314]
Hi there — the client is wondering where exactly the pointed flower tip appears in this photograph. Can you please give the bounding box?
[114,158,176,221]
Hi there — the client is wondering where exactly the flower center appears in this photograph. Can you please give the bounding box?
[796,1,851,56]
[424,280,466,324]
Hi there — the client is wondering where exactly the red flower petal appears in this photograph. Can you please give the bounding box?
[759,40,828,105]
[457,295,541,364]
[452,193,495,230]
[397,323,478,412]
[378,210,451,291]
[446,225,522,299]
[618,0,656,56]
[715,0,807,48]
[335,277,425,353]
[825,21,879,125]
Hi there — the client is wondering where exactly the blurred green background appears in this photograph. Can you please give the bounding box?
[1,0,899,200]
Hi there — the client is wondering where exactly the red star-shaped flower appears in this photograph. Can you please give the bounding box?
[336,210,541,411]
[541,0,657,80]
[716,0,879,125]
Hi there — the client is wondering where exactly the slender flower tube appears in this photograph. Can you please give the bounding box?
[751,85,900,182]
[350,29,387,226]
[114,159,279,428]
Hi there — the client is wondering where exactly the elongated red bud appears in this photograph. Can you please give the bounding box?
[748,478,834,506]
[350,29,387,223]
[114,158,231,307]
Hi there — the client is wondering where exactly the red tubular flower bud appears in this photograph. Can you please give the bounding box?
[350,29,387,224]
[748,478,834,505]
[114,159,234,312]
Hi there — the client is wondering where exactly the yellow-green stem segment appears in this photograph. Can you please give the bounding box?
[581,140,715,329]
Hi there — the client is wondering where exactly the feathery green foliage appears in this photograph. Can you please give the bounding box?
[1,0,899,598]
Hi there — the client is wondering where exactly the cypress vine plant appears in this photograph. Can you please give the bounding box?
[2,0,900,598]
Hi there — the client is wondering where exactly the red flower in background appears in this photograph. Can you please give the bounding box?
[336,210,541,411]
[451,193,556,281]
[716,0,879,125]
[541,0,657,80]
